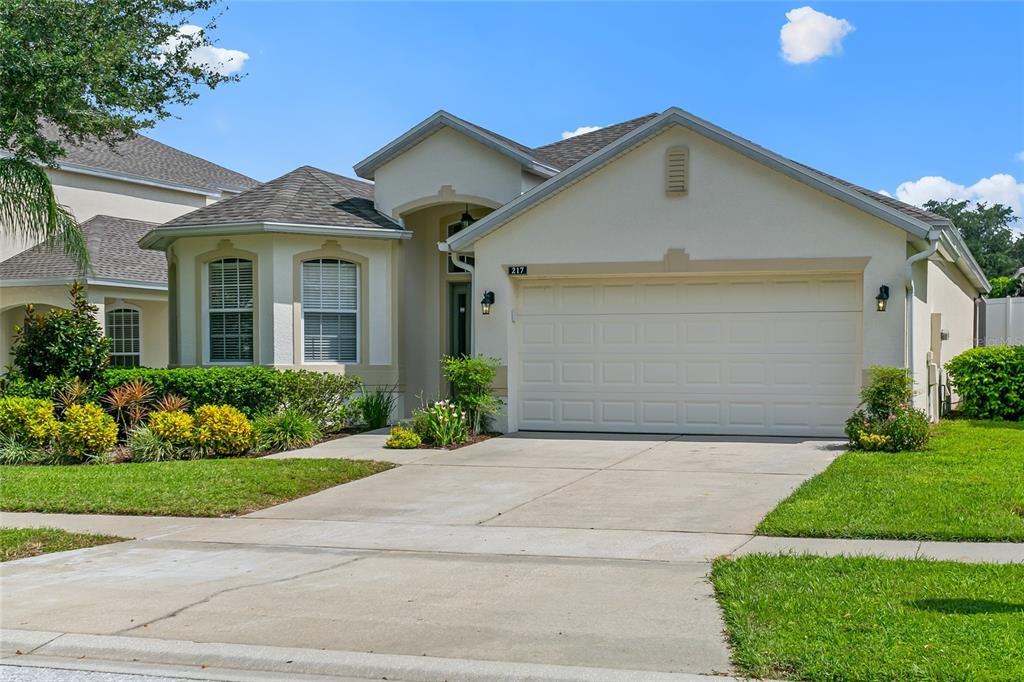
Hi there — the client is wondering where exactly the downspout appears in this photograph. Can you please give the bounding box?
[438,241,475,275]
[904,234,940,416]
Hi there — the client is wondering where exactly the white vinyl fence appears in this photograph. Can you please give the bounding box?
[980,297,1024,346]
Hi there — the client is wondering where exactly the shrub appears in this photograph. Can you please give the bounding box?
[442,355,502,433]
[153,394,189,412]
[253,409,321,452]
[385,425,421,449]
[859,366,914,419]
[844,366,930,453]
[423,399,469,448]
[127,425,183,463]
[148,410,195,445]
[58,403,118,459]
[409,407,431,440]
[0,396,60,445]
[103,379,155,438]
[356,386,397,430]
[193,404,254,456]
[276,370,361,432]
[0,434,61,465]
[97,367,281,418]
[10,283,110,381]
[945,346,1024,420]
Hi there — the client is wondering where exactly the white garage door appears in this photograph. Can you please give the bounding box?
[515,275,863,437]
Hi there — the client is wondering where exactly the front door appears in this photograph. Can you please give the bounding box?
[448,282,472,357]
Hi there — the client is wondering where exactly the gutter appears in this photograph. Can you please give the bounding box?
[905,234,940,416]
[438,240,475,274]
[141,221,412,250]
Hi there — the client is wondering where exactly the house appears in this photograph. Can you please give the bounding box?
[140,108,988,436]
[0,129,258,369]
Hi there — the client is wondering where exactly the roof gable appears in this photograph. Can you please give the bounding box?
[353,111,560,181]
[446,107,987,291]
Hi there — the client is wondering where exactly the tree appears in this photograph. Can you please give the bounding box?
[11,283,111,381]
[922,199,1022,279]
[0,0,242,270]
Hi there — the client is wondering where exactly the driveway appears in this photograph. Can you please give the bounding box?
[1,433,839,680]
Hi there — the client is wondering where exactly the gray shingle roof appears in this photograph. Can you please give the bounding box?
[0,215,165,284]
[532,114,660,169]
[160,166,403,231]
[39,122,258,193]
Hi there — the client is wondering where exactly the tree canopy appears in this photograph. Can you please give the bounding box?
[0,0,241,270]
[923,199,1022,281]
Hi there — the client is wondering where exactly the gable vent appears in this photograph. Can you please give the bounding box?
[665,146,689,196]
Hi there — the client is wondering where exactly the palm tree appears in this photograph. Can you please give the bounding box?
[0,156,89,270]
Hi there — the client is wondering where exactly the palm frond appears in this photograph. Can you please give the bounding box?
[0,157,90,272]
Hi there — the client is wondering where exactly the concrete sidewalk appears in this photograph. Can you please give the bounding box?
[3,511,1022,564]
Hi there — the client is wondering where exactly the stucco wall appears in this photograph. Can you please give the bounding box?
[0,284,168,370]
[169,233,396,384]
[923,257,979,412]
[372,127,525,219]
[469,124,924,430]
[0,169,219,260]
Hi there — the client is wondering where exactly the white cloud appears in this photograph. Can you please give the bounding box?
[780,7,854,64]
[1016,150,1024,162]
[891,174,1024,214]
[561,125,603,140]
[160,24,249,76]
[876,189,892,198]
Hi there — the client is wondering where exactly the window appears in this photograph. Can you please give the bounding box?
[302,258,358,363]
[106,306,141,367]
[208,258,254,362]
[447,222,475,274]
[665,146,689,195]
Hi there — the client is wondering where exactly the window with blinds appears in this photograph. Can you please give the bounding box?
[106,307,141,367]
[208,258,254,362]
[302,258,358,363]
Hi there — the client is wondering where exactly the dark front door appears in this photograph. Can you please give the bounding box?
[448,282,471,357]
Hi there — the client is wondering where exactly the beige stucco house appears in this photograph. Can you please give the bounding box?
[141,107,988,436]
[0,131,257,370]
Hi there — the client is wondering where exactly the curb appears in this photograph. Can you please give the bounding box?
[1,629,761,682]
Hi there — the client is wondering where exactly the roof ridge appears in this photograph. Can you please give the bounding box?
[534,113,660,151]
[261,167,313,221]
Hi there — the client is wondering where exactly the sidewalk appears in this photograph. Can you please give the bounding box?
[3,511,1022,564]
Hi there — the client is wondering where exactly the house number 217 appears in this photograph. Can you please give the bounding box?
[507,265,528,276]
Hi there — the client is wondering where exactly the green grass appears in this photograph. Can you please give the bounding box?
[0,458,394,517]
[758,420,1024,542]
[1,527,125,561]
[712,554,1024,681]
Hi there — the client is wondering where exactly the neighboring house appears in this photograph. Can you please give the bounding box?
[0,130,258,370]
[141,108,989,436]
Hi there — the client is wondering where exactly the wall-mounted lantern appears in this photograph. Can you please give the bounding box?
[876,285,890,312]
[480,290,495,315]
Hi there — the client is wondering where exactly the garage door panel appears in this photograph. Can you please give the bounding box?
[516,277,862,436]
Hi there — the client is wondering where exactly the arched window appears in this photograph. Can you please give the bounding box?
[302,258,358,363]
[208,257,254,362]
[106,305,141,367]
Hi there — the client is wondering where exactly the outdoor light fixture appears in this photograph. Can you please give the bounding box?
[481,290,495,315]
[876,285,890,312]
[460,205,476,230]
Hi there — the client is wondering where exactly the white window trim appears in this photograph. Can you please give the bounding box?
[202,258,255,366]
[106,300,143,367]
[300,258,360,365]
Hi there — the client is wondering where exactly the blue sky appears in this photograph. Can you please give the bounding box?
[153,2,1024,213]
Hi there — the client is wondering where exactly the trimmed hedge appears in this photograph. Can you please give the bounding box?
[96,367,281,418]
[945,346,1024,420]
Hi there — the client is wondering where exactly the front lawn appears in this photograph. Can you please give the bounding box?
[758,420,1024,542]
[1,527,125,561]
[0,458,394,517]
[712,554,1024,681]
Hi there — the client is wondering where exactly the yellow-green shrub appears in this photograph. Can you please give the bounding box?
[59,403,118,458]
[0,396,59,445]
[194,404,253,455]
[148,410,195,445]
[385,425,421,449]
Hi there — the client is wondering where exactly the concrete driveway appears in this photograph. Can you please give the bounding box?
[1,433,840,680]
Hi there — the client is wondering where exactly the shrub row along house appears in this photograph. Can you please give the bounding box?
[2,108,989,436]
